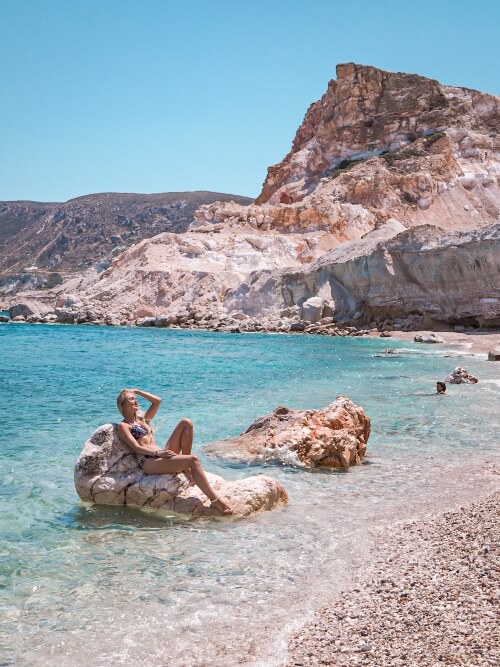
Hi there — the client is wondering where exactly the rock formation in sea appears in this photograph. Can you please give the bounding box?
[74,424,288,517]
[5,63,500,328]
[203,396,370,469]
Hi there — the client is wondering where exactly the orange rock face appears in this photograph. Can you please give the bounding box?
[256,63,499,207]
[203,396,371,469]
[194,63,499,238]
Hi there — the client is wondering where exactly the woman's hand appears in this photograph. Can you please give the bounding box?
[133,388,161,403]
[158,449,176,459]
[132,389,162,421]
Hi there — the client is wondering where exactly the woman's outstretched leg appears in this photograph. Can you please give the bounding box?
[144,455,233,515]
[189,456,232,514]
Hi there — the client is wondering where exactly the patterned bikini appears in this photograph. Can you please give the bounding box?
[130,423,157,470]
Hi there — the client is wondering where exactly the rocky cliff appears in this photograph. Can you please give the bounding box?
[194,64,499,236]
[255,62,499,206]
[6,64,500,329]
[225,222,500,328]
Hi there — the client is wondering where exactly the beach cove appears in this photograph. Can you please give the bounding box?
[1,323,499,666]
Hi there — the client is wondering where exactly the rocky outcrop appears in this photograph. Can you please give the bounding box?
[256,62,500,206]
[74,424,288,517]
[195,64,500,236]
[203,396,370,469]
[65,223,349,323]
[10,221,500,330]
[8,300,49,319]
[444,367,479,384]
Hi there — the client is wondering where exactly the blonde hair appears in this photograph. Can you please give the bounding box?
[116,389,145,421]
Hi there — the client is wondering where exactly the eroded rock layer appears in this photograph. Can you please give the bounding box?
[239,223,500,327]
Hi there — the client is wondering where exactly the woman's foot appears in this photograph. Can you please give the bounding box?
[210,497,234,515]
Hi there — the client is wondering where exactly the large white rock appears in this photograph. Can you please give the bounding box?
[414,333,446,344]
[301,296,325,323]
[74,424,288,517]
[444,367,479,384]
[488,347,500,361]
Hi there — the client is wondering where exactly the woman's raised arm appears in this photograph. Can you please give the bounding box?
[133,388,162,421]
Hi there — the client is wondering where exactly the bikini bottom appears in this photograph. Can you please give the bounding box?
[138,455,156,470]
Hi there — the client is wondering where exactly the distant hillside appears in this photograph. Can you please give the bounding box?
[0,191,253,280]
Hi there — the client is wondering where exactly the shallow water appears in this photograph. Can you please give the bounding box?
[1,324,499,666]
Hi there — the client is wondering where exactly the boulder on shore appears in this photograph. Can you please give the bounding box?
[203,396,370,469]
[414,333,445,344]
[74,424,288,517]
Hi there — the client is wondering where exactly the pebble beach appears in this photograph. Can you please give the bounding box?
[287,474,499,667]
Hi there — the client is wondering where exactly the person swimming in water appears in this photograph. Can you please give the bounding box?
[436,381,446,394]
[116,388,233,515]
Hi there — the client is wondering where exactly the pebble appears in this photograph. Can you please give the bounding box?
[287,491,499,666]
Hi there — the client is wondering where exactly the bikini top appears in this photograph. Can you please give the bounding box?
[130,423,149,440]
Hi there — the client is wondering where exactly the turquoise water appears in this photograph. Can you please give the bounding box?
[1,323,499,666]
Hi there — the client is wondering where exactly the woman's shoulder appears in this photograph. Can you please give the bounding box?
[117,420,131,434]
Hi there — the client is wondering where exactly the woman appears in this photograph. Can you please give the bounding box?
[116,388,232,515]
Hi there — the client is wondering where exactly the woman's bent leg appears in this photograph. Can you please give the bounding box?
[165,419,195,485]
[165,419,193,455]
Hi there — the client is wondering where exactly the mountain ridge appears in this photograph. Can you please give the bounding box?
[0,191,253,291]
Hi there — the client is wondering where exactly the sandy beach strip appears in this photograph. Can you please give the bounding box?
[287,477,499,667]
[369,329,500,356]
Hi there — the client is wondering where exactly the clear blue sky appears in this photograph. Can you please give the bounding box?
[1,0,498,202]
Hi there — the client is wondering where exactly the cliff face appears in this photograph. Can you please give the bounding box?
[224,223,500,327]
[72,225,343,321]
[194,63,500,237]
[256,62,500,206]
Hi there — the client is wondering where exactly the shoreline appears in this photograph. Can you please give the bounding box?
[2,317,500,357]
[370,329,500,356]
[287,472,499,667]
